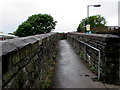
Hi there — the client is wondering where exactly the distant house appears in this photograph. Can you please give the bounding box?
[107,26,119,30]
[0,33,18,41]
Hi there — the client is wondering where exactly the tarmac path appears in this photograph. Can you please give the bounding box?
[52,40,106,88]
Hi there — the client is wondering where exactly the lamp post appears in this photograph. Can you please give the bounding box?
[86,4,101,33]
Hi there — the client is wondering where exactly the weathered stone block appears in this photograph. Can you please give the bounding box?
[26,62,34,74]
[2,42,18,56]
[8,38,27,48]
[19,45,31,60]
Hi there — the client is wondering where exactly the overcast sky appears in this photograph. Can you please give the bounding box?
[0,0,119,34]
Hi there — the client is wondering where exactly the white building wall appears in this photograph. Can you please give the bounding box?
[118,1,120,27]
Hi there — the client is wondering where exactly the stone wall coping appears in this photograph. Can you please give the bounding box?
[68,32,120,39]
[68,32,120,42]
[0,33,57,56]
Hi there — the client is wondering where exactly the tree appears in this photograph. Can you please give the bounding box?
[14,14,57,37]
[77,15,106,32]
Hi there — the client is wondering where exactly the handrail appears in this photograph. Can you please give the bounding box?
[69,36,101,80]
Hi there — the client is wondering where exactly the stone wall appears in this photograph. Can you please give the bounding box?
[67,32,120,84]
[59,33,67,40]
[0,33,60,88]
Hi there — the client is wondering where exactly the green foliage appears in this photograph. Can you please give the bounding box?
[14,14,57,37]
[43,74,52,88]
[79,52,84,58]
[77,19,87,32]
[77,15,106,32]
[89,66,97,73]
[52,55,56,60]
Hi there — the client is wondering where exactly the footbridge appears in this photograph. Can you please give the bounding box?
[0,32,120,88]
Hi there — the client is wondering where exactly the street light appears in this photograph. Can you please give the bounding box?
[86,4,101,33]
[87,5,101,19]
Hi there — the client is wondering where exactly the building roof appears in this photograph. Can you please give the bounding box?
[0,33,18,37]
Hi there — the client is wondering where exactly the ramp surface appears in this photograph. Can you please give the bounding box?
[52,40,106,88]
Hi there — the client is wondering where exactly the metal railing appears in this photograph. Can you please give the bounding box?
[69,36,101,80]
